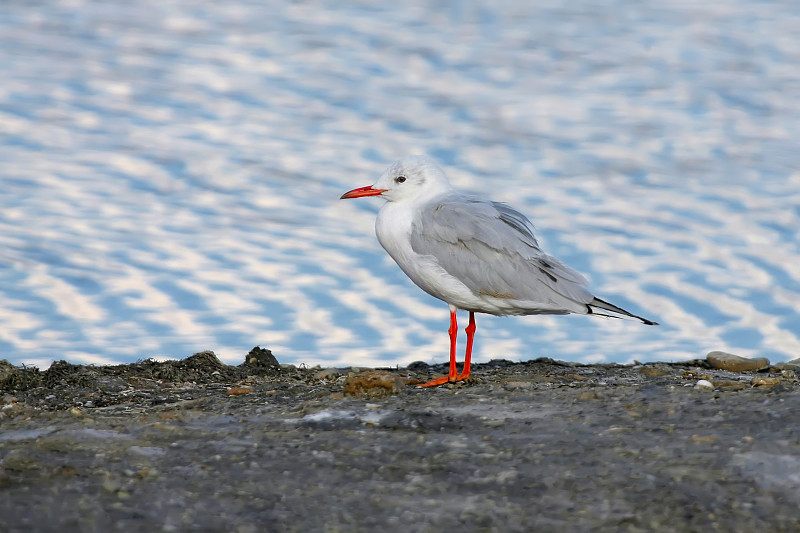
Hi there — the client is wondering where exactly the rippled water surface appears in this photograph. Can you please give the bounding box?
[1,0,798,369]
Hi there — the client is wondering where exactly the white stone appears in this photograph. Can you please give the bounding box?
[695,379,715,391]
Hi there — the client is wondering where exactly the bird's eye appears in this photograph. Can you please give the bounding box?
[395,176,406,183]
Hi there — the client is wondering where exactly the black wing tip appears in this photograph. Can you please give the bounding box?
[588,297,659,326]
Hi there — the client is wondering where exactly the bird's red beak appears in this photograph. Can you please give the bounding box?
[340,185,387,199]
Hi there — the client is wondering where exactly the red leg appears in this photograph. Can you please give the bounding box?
[458,311,476,380]
[419,307,474,387]
[418,307,458,388]
[447,307,458,380]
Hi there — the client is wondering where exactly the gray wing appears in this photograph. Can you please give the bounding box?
[409,195,594,310]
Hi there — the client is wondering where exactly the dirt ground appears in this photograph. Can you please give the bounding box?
[1,348,799,532]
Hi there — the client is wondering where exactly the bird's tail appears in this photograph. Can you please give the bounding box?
[587,297,659,325]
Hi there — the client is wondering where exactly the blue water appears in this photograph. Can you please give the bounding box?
[0,0,798,369]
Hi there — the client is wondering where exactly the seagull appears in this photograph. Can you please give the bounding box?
[341,155,658,387]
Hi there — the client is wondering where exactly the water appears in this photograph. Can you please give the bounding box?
[0,0,798,369]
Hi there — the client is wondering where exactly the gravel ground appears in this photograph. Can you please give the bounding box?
[1,349,799,532]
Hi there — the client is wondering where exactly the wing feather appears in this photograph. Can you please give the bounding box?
[409,194,593,311]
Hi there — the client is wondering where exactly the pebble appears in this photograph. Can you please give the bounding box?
[343,370,405,398]
[706,351,770,372]
[713,380,747,392]
[683,369,710,380]
[691,434,718,443]
[641,365,670,377]
[694,379,715,391]
[751,377,782,388]
[226,386,253,396]
[482,417,506,428]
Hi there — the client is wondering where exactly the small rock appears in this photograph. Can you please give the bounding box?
[641,365,670,377]
[691,434,717,443]
[683,369,710,380]
[242,346,280,371]
[706,351,770,372]
[3,394,18,405]
[343,370,405,398]
[771,362,800,372]
[713,380,747,392]
[751,377,782,388]
[694,379,715,391]
[226,386,253,396]
[0,360,15,384]
[482,418,506,428]
[313,368,342,381]
[406,361,429,371]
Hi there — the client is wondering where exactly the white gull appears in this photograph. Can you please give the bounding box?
[341,155,658,387]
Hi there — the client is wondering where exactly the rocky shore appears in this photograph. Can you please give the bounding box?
[1,348,799,532]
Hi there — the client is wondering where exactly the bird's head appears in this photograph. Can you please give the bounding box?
[340,155,452,203]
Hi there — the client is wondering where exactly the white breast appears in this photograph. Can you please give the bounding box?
[375,202,491,311]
